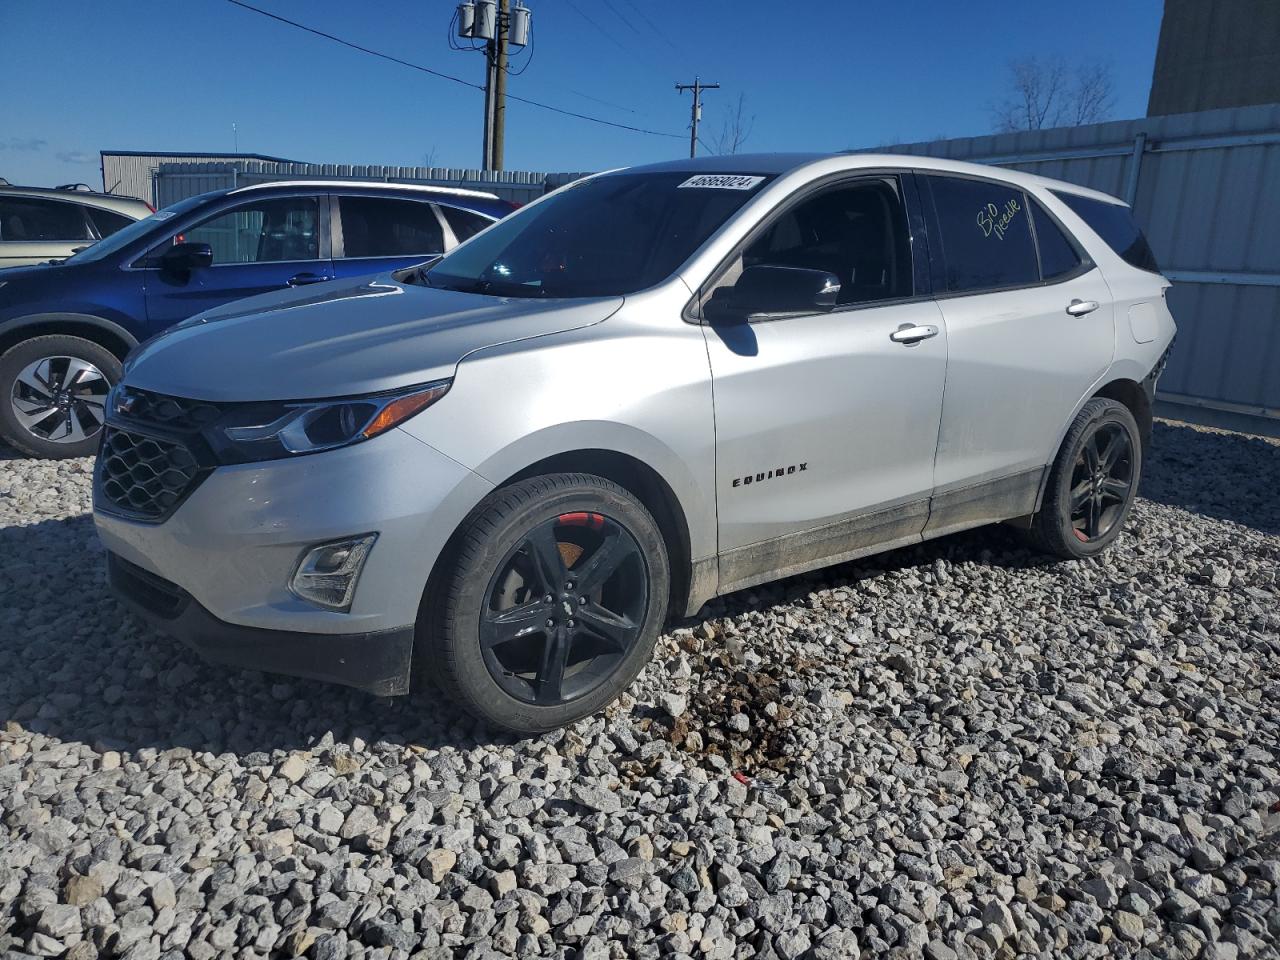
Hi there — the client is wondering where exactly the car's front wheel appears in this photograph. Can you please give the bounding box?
[421,473,670,733]
[1030,397,1142,559]
[0,335,121,459]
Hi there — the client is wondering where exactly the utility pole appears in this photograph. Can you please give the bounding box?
[675,77,719,158]
[456,2,530,171]
[493,0,509,170]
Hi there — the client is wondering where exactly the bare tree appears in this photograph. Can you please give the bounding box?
[991,57,1114,132]
[713,94,755,155]
[1065,62,1115,126]
[421,146,439,168]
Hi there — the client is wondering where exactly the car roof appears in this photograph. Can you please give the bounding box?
[612,151,1128,207]
[227,180,500,201]
[0,184,154,214]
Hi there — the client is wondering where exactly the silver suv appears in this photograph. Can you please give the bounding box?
[94,154,1177,733]
[0,182,152,267]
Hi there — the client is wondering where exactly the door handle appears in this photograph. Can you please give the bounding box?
[287,272,330,286]
[1066,298,1099,317]
[889,323,939,345]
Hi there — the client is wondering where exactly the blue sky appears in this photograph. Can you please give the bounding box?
[1,0,1162,189]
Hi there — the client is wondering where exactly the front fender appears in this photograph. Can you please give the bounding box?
[0,312,139,353]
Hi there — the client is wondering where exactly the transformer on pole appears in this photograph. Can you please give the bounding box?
[455,0,531,171]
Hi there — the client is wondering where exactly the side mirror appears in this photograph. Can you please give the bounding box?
[705,265,840,323]
[160,241,213,276]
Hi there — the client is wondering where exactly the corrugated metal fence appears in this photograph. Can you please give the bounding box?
[152,160,590,209]
[877,103,1280,424]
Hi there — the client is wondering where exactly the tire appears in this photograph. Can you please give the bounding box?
[1030,398,1142,560]
[0,335,121,459]
[420,473,671,734]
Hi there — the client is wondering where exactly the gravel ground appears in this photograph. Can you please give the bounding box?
[1,419,1277,960]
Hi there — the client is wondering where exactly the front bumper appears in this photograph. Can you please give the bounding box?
[94,426,493,636]
[107,552,415,694]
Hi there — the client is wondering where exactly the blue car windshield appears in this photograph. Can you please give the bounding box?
[424,172,774,298]
[67,194,211,264]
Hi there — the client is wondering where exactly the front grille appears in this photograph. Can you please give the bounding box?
[115,387,223,431]
[97,428,205,520]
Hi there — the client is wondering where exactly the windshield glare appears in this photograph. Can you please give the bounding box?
[425,172,773,298]
[67,194,210,264]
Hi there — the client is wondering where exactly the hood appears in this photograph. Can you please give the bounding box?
[124,274,622,402]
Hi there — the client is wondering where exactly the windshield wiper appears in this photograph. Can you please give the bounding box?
[422,272,548,298]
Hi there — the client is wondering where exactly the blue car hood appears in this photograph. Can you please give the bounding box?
[124,274,622,402]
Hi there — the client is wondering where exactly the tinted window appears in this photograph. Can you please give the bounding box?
[1053,191,1160,274]
[439,204,494,243]
[340,196,443,258]
[0,197,93,242]
[86,207,135,238]
[427,172,773,298]
[927,176,1038,293]
[731,176,912,306]
[72,194,209,265]
[1030,199,1083,280]
[183,197,319,264]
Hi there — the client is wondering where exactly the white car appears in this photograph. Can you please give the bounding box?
[96,153,1176,732]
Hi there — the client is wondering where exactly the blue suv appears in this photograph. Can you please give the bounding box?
[0,181,510,458]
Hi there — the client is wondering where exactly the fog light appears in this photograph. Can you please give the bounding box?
[290,534,378,611]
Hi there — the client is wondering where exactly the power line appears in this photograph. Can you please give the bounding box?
[617,0,684,56]
[601,0,643,38]
[221,0,683,140]
[562,0,630,53]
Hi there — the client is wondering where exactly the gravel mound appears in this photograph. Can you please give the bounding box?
[1,420,1277,959]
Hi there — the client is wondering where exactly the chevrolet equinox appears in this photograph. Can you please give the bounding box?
[94,154,1177,733]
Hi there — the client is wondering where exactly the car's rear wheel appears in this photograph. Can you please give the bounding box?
[0,335,120,459]
[1030,397,1142,559]
[421,473,670,733]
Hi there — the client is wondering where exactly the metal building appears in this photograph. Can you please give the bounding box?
[1148,0,1280,116]
[149,158,590,208]
[876,103,1280,435]
[100,151,299,205]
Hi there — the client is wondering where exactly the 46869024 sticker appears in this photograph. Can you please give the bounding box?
[677,174,766,190]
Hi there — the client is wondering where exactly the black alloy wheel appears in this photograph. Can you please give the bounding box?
[480,511,648,705]
[1068,420,1135,542]
[1030,397,1142,560]
[422,473,670,733]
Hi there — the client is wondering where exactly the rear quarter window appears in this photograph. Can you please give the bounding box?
[1052,191,1160,274]
[86,207,136,238]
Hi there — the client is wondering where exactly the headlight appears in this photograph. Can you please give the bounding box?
[213,380,450,463]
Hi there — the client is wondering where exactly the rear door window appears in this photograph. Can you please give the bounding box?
[438,204,494,244]
[1052,190,1160,274]
[339,196,444,258]
[0,197,94,241]
[1029,199,1084,281]
[925,176,1039,293]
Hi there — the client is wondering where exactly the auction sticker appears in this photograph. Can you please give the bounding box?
[677,174,765,190]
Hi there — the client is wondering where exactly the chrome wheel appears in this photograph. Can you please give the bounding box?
[1069,421,1135,542]
[9,355,111,446]
[480,511,649,706]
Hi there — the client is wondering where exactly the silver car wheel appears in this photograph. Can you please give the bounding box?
[9,355,111,445]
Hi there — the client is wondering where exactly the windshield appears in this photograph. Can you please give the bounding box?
[66,194,213,264]
[423,171,773,298]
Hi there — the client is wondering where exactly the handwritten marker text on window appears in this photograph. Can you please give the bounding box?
[977,197,1021,240]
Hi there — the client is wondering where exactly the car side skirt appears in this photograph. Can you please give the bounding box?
[706,466,1045,604]
[716,497,930,597]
